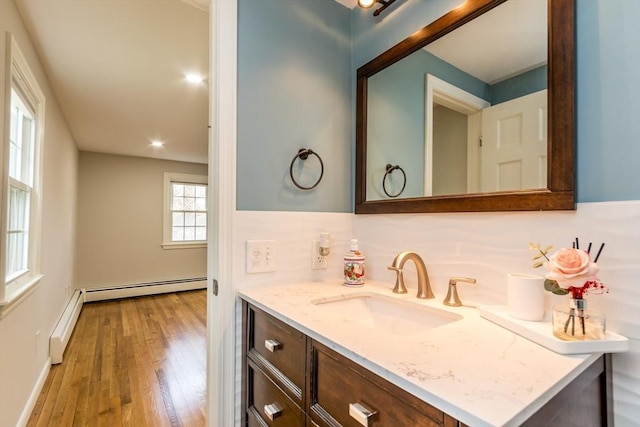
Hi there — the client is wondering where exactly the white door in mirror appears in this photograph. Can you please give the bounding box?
[480,89,547,192]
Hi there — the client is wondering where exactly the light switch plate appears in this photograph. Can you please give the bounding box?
[246,240,277,274]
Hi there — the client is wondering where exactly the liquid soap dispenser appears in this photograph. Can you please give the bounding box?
[344,239,365,287]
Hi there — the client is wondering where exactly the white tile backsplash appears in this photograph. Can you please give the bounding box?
[234,211,354,290]
[233,201,640,425]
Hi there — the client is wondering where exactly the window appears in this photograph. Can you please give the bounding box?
[1,34,45,308]
[162,173,207,249]
[7,89,35,282]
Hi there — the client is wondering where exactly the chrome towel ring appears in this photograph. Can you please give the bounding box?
[382,164,406,198]
[290,148,324,190]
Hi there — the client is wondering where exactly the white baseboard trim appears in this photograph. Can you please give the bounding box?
[50,290,85,364]
[16,356,51,427]
[82,277,207,303]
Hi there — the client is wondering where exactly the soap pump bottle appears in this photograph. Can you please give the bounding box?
[344,239,365,287]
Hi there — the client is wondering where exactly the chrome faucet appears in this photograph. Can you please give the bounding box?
[387,251,435,299]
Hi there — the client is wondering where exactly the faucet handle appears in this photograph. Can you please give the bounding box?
[388,266,408,294]
[443,277,476,307]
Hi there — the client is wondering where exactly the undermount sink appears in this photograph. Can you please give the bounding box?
[311,292,462,336]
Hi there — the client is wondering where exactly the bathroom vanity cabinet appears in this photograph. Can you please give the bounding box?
[242,300,612,427]
[244,302,307,426]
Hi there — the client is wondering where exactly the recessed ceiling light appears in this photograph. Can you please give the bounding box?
[151,140,164,148]
[185,73,204,84]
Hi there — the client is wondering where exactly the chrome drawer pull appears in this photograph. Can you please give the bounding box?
[264,339,282,352]
[264,402,283,421]
[349,402,377,427]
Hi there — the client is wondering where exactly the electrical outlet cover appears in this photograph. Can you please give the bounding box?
[312,240,328,269]
[246,240,277,274]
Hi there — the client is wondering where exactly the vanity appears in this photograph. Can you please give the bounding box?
[239,281,612,427]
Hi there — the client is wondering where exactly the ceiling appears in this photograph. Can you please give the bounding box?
[15,0,209,164]
[13,0,542,165]
[335,0,357,7]
[425,0,546,84]
[350,0,546,85]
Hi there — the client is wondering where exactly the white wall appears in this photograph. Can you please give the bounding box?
[233,211,354,291]
[75,152,207,289]
[232,202,639,425]
[0,1,79,425]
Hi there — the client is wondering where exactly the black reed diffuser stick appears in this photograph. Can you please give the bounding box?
[594,243,605,263]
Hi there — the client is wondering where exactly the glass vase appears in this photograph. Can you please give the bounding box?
[551,299,606,341]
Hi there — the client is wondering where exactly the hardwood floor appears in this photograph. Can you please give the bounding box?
[27,290,207,427]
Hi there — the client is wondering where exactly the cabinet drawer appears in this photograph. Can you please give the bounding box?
[247,359,305,427]
[247,305,306,402]
[309,340,444,427]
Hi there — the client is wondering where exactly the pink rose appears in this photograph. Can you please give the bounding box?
[544,248,600,288]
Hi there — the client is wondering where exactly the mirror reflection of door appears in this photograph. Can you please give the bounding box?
[426,74,488,196]
[432,105,468,196]
[428,78,547,196]
[366,0,548,202]
[479,90,547,192]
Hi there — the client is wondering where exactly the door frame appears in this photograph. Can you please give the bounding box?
[424,74,489,195]
[207,1,237,426]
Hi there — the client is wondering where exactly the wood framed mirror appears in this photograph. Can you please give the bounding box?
[355,0,574,214]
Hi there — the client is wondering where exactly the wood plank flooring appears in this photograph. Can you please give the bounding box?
[27,290,207,427]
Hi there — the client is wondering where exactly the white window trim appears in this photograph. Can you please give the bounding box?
[162,172,208,249]
[0,274,43,319]
[0,33,45,311]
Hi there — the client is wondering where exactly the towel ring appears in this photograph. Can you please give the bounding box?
[382,164,406,198]
[290,148,324,190]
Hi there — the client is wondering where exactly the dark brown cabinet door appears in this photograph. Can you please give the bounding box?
[247,359,305,427]
[308,340,444,427]
[247,304,307,405]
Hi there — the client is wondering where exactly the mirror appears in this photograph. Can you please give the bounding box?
[355,0,575,213]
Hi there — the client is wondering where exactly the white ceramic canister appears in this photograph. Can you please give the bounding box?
[507,273,545,321]
[344,239,365,287]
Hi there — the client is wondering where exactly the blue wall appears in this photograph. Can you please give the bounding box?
[237,0,639,212]
[490,66,547,105]
[237,0,352,212]
[575,0,640,202]
[365,49,490,200]
[352,0,640,204]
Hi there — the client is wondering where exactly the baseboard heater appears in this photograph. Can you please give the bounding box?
[49,277,207,364]
[50,289,84,364]
[82,276,207,302]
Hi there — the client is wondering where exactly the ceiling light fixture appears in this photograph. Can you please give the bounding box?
[185,73,204,84]
[151,140,164,148]
[357,0,397,16]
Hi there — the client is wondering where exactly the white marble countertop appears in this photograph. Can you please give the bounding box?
[238,280,603,427]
